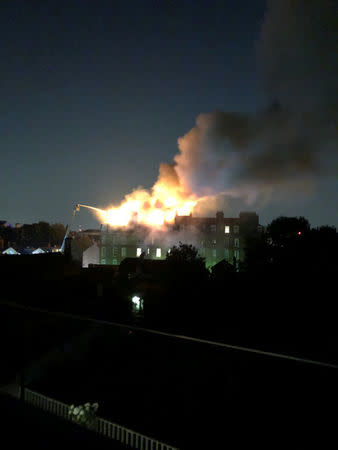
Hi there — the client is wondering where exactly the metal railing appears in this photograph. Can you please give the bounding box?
[25,388,69,419]
[24,389,179,450]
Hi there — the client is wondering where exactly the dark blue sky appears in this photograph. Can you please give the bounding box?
[1,0,336,228]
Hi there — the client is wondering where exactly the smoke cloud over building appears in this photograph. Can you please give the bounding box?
[92,0,336,227]
[173,0,337,212]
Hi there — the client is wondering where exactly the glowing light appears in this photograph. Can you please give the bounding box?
[132,295,142,312]
[76,162,201,228]
[92,178,198,228]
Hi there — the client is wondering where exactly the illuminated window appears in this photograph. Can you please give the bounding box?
[225,226,230,234]
[147,248,150,255]
[113,247,118,257]
[136,248,142,257]
[212,249,216,257]
[101,246,106,257]
[156,248,161,258]
[167,248,171,254]
[212,239,216,245]
[234,238,240,248]
[112,259,118,265]
[234,250,239,260]
[234,225,239,233]
[101,258,106,265]
[121,247,126,257]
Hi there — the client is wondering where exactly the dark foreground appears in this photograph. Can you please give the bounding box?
[1,393,129,449]
[1,304,336,449]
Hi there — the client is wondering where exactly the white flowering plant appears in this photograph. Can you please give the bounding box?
[68,402,99,429]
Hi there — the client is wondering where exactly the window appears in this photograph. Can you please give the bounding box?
[147,248,150,255]
[234,238,240,248]
[210,225,216,232]
[136,248,142,257]
[121,247,126,257]
[212,249,216,257]
[101,258,106,265]
[112,259,118,265]
[113,247,118,257]
[234,250,239,260]
[234,225,239,234]
[156,248,161,258]
[225,226,230,234]
[101,246,106,257]
[212,239,216,245]
[224,248,229,260]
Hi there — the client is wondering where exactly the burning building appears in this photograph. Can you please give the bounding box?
[99,211,260,268]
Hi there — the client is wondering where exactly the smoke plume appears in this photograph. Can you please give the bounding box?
[169,0,337,211]
[97,1,336,228]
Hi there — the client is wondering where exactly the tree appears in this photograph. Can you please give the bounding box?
[166,242,208,279]
[50,223,66,246]
[267,216,310,246]
[241,231,272,274]
[149,242,210,329]
[35,221,51,246]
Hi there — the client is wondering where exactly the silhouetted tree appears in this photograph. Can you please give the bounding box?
[267,216,310,246]
[150,243,209,329]
[166,242,208,279]
[50,223,66,246]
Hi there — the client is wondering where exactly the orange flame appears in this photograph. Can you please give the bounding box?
[95,164,198,227]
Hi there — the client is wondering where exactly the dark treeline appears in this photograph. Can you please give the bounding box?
[0,222,92,260]
[0,222,66,249]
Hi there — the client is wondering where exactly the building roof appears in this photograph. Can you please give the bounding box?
[2,247,20,255]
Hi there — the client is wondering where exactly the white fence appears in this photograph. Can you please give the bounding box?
[24,389,179,450]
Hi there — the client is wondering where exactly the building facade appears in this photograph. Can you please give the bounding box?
[99,211,260,268]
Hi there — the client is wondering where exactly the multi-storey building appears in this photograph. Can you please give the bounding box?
[99,211,260,268]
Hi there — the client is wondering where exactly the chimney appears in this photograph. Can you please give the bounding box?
[216,211,224,221]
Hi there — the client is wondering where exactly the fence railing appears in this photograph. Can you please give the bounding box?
[24,388,179,450]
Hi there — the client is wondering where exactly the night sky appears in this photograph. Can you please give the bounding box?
[1,0,337,229]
